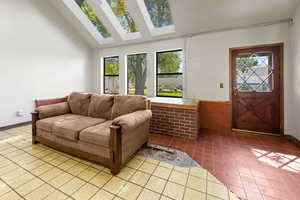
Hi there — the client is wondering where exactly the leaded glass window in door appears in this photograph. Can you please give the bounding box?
[235,52,273,92]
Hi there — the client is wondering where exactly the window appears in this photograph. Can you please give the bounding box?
[144,0,173,28]
[106,0,138,33]
[156,50,184,97]
[75,0,111,38]
[104,56,119,94]
[236,52,273,92]
[127,54,148,95]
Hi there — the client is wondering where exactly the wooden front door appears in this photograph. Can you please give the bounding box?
[231,44,283,135]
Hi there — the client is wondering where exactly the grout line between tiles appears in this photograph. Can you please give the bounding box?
[2,137,162,200]
[0,126,241,200]
[0,149,76,200]
[0,176,26,200]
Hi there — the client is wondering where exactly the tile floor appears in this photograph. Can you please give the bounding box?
[149,129,300,200]
[0,125,239,200]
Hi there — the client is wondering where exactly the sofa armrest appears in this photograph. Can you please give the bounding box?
[110,110,151,175]
[109,125,122,175]
[35,97,68,107]
[35,102,70,119]
[112,110,152,132]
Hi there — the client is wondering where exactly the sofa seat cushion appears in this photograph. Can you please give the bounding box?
[36,114,82,132]
[79,120,113,148]
[53,116,106,141]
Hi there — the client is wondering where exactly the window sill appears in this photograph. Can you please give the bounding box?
[148,97,198,110]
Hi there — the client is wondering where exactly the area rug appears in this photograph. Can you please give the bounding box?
[0,125,239,200]
[138,144,200,168]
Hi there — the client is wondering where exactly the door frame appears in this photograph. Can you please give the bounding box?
[229,43,284,136]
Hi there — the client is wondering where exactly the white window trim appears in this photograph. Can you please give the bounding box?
[62,0,114,45]
[90,0,142,41]
[136,0,176,36]
[100,51,185,98]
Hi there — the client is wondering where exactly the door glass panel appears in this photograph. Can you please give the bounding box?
[236,53,273,92]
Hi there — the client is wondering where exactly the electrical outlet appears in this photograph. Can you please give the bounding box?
[16,110,24,117]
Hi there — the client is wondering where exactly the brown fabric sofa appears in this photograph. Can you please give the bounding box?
[32,92,152,174]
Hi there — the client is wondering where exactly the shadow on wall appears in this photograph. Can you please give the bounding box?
[28,0,95,92]
[289,5,300,140]
[28,0,90,51]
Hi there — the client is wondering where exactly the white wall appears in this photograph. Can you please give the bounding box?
[187,22,294,137]
[186,23,291,101]
[97,22,294,135]
[290,4,300,140]
[98,23,290,100]
[0,0,93,127]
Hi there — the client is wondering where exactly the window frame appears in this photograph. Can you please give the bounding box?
[156,49,184,98]
[126,53,148,95]
[103,56,119,94]
[143,0,174,28]
[105,0,138,34]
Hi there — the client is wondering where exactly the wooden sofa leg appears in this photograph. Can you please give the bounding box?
[111,166,121,175]
[142,142,148,148]
[31,112,39,145]
[32,137,39,144]
[32,137,36,144]
[110,125,122,175]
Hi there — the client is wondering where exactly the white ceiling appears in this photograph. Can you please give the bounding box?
[49,0,300,49]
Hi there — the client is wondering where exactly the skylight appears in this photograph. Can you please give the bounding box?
[136,0,175,36]
[106,0,138,33]
[144,0,173,28]
[62,0,173,44]
[75,0,111,38]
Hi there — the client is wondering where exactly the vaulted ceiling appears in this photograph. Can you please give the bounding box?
[49,0,300,48]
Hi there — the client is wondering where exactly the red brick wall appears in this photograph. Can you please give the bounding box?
[150,105,198,140]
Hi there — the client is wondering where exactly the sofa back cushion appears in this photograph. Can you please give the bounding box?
[111,95,147,119]
[68,92,91,116]
[88,94,114,119]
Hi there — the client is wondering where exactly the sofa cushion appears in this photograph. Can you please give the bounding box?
[36,129,110,159]
[88,94,114,119]
[111,95,147,119]
[36,114,82,132]
[113,110,152,131]
[53,116,105,141]
[68,92,91,116]
[35,102,70,119]
[79,120,113,148]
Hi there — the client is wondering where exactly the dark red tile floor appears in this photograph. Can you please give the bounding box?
[149,129,300,200]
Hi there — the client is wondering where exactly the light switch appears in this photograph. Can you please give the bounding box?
[220,83,224,88]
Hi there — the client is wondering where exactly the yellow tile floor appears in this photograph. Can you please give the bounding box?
[0,125,239,200]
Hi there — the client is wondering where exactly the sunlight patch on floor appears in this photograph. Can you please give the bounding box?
[252,148,300,173]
